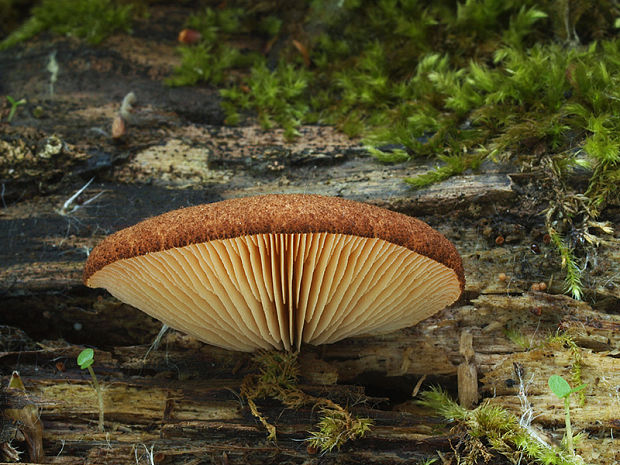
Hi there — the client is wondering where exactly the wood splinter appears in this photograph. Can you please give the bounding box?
[458,330,478,408]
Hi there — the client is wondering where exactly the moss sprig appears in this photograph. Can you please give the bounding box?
[404,153,484,189]
[240,351,372,452]
[548,229,584,300]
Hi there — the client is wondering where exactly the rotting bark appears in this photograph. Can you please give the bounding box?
[1,5,619,464]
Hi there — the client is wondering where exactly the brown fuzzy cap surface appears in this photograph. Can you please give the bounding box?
[84,194,465,291]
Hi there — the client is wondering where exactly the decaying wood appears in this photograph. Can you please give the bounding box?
[1,5,618,464]
[457,331,478,409]
[1,292,618,463]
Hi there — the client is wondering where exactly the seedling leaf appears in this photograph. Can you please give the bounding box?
[548,374,571,399]
[77,348,94,369]
[570,383,587,394]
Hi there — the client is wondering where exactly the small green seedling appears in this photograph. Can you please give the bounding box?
[77,348,105,432]
[548,374,587,455]
[5,96,26,122]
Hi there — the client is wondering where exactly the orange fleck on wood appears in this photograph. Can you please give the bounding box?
[178,29,202,45]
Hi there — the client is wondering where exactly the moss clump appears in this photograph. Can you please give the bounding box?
[378,42,619,295]
[419,387,585,465]
[221,61,312,139]
[240,351,372,453]
[165,42,244,87]
[165,7,257,87]
[503,327,533,350]
[0,0,133,50]
[306,405,373,453]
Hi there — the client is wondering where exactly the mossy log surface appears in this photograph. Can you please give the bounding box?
[1,5,619,465]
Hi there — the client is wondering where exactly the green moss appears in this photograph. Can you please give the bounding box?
[258,15,282,37]
[165,43,243,87]
[0,0,133,50]
[306,407,373,453]
[549,230,584,300]
[240,351,372,452]
[185,6,245,41]
[404,154,483,188]
[165,7,257,88]
[418,387,585,465]
[503,327,532,350]
[221,61,311,139]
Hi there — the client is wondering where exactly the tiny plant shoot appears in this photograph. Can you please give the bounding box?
[5,96,26,122]
[548,374,587,455]
[77,348,105,432]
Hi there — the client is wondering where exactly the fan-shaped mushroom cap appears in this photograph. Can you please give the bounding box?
[84,194,464,352]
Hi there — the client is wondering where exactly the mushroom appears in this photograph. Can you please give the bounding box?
[84,194,464,352]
